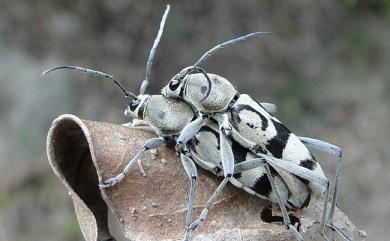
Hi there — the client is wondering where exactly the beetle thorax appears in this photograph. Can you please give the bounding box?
[185,73,237,113]
[144,95,195,136]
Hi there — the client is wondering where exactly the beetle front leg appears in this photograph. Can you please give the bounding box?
[180,152,198,241]
[121,119,157,136]
[99,137,165,189]
[175,113,208,152]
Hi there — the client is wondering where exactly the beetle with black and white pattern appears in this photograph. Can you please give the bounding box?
[162,33,349,241]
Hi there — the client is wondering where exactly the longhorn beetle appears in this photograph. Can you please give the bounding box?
[40,5,283,241]
[43,5,349,241]
[162,33,351,240]
[42,5,315,241]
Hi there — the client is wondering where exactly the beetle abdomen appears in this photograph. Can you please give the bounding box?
[229,94,326,206]
[188,123,305,208]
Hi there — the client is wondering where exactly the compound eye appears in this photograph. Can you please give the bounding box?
[129,98,140,111]
[169,79,180,91]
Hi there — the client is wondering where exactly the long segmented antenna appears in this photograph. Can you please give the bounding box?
[42,65,137,98]
[139,4,171,95]
[179,31,269,102]
[193,31,269,67]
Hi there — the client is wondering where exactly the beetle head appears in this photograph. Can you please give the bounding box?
[161,67,190,99]
[124,95,150,120]
[162,66,211,102]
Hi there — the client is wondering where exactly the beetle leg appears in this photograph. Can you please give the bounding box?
[256,153,331,240]
[188,177,230,231]
[298,136,343,226]
[180,152,198,241]
[298,137,352,241]
[234,157,266,173]
[175,114,208,152]
[188,122,235,231]
[264,163,304,241]
[260,102,277,113]
[99,137,165,188]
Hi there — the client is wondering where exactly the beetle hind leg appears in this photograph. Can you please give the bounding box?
[298,136,354,241]
[326,223,354,241]
[298,136,343,225]
[264,164,305,241]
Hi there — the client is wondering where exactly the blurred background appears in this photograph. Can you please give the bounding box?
[0,0,389,240]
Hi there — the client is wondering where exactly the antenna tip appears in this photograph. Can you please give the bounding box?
[41,69,50,76]
[257,31,271,35]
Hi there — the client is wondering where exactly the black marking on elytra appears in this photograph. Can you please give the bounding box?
[231,104,268,131]
[231,139,251,164]
[260,205,301,231]
[251,173,272,197]
[246,123,256,129]
[299,159,316,170]
[265,138,284,159]
[199,125,220,150]
[231,139,252,179]
[295,158,317,185]
[265,119,291,158]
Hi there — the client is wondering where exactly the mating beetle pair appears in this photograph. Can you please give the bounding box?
[43,5,352,241]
